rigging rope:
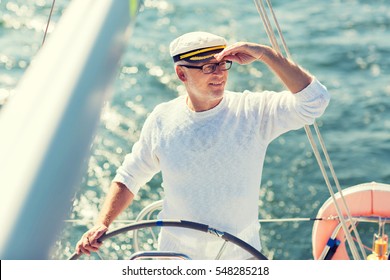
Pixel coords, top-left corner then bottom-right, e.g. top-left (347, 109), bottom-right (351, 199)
top-left (253, 0), bottom-right (367, 260)
top-left (42, 0), bottom-right (56, 45)
top-left (64, 217), bottom-right (326, 224)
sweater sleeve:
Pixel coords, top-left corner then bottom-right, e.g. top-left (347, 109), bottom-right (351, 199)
top-left (259, 78), bottom-right (330, 142)
top-left (113, 111), bottom-right (160, 196)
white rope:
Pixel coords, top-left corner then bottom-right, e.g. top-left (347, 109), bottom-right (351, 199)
top-left (253, 0), bottom-right (366, 260)
top-left (253, 0), bottom-right (280, 53)
top-left (265, 0), bottom-right (291, 58)
top-left (313, 121), bottom-right (366, 258)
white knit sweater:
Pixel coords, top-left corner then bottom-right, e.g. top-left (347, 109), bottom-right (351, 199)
top-left (114, 78), bottom-right (330, 259)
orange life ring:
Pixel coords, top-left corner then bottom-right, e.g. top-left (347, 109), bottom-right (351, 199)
top-left (312, 182), bottom-right (390, 260)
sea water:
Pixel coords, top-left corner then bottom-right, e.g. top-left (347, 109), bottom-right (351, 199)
top-left (0, 0), bottom-right (389, 260)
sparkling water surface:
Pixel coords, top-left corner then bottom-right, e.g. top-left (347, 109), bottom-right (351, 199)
top-left (1, 0), bottom-right (389, 259)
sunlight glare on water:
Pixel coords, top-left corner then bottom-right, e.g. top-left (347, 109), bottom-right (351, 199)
top-left (0, 0), bottom-right (389, 260)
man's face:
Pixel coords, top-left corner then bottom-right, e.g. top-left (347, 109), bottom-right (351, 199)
top-left (178, 58), bottom-right (230, 103)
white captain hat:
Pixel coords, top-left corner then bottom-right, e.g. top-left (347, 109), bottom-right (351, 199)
top-left (169, 31), bottom-right (227, 63)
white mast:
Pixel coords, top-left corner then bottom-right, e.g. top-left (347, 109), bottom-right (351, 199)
top-left (0, 0), bottom-right (141, 259)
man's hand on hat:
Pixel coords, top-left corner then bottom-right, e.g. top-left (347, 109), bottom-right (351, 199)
top-left (215, 42), bottom-right (267, 65)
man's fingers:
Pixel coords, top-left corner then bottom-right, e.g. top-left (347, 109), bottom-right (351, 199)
top-left (89, 239), bottom-right (103, 249)
top-left (79, 246), bottom-right (91, 256)
top-left (76, 240), bottom-right (91, 256)
top-left (89, 226), bottom-right (108, 245)
top-left (74, 225), bottom-right (108, 256)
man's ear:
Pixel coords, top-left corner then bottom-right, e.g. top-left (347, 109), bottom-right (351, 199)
top-left (175, 65), bottom-right (187, 82)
